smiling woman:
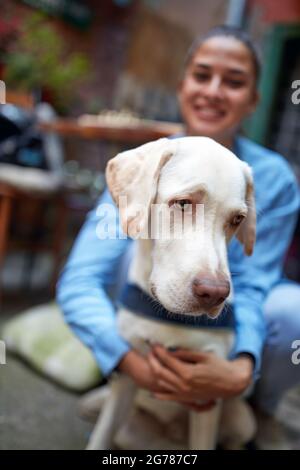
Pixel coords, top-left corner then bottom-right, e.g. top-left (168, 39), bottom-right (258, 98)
top-left (178, 25), bottom-right (260, 148)
top-left (57, 25), bottom-right (300, 450)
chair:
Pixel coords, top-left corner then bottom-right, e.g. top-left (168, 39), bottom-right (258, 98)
top-left (0, 182), bottom-right (67, 302)
top-left (0, 95), bottom-right (67, 301)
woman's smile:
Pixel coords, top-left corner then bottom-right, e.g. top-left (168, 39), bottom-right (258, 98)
top-left (192, 103), bottom-right (227, 122)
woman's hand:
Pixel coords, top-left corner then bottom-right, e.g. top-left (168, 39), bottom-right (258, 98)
top-left (117, 349), bottom-right (175, 394)
top-left (147, 345), bottom-right (253, 410)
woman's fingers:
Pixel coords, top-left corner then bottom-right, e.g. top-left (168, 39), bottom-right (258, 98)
top-left (180, 400), bottom-right (216, 413)
top-left (147, 352), bottom-right (186, 391)
top-left (153, 344), bottom-right (211, 366)
top-left (153, 392), bottom-right (177, 401)
top-left (168, 348), bottom-right (211, 364)
top-left (151, 345), bottom-right (193, 376)
top-left (157, 379), bottom-right (177, 393)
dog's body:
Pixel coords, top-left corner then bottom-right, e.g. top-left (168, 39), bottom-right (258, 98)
top-left (87, 137), bottom-right (257, 450)
top-left (117, 237), bottom-right (234, 361)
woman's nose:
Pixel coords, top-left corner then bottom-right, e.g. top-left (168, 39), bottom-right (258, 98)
top-left (203, 76), bottom-right (223, 99)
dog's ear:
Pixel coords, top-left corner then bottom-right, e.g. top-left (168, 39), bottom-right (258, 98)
top-left (236, 163), bottom-right (256, 256)
top-left (106, 138), bottom-right (174, 238)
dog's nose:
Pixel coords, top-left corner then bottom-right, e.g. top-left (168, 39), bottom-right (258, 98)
top-left (192, 275), bottom-right (230, 309)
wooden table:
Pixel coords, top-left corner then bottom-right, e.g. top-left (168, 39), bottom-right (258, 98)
top-left (39, 118), bottom-right (184, 144)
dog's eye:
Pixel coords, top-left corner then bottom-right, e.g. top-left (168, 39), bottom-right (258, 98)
top-left (172, 199), bottom-right (192, 211)
top-left (230, 214), bottom-right (245, 227)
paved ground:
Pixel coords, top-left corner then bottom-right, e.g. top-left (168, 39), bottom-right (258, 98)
top-left (0, 293), bottom-right (93, 450)
top-left (277, 388), bottom-right (300, 449)
top-left (1, 293), bottom-right (300, 450)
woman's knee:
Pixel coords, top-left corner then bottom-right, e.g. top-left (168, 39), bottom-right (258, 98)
top-left (264, 282), bottom-right (300, 342)
top-left (265, 283), bottom-right (300, 317)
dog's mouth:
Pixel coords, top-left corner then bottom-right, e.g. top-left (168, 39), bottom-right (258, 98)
top-left (149, 283), bottom-right (224, 318)
top-left (165, 304), bottom-right (224, 319)
top-left (180, 303), bottom-right (224, 318)
top-left (149, 282), bottom-right (158, 300)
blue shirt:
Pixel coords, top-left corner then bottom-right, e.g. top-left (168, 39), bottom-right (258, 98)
top-left (57, 137), bottom-right (300, 378)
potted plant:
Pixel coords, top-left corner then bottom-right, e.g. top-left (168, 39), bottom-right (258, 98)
top-left (3, 13), bottom-right (91, 114)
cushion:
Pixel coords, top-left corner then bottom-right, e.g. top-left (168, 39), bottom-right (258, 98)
top-left (1, 302), bottom-right (102, 392)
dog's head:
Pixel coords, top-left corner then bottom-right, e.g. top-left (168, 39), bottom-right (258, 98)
top-left (106, 136), bottom-right (256, 317)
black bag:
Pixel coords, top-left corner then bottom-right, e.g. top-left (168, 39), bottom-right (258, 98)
top-left (0, 104), bottom-right (49, 170)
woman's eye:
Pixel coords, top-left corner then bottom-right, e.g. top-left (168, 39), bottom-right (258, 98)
top-left (172, 199), bottom-right (192, 211)
top-left (226, 79), bottom-right (246, 89)
top-left (230, 214), bottom-right (245, 227)
top-left (194, 72), bottom-right (210, 82)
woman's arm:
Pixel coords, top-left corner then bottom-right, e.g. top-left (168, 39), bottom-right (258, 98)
top-left (57, 189), bottom-right (133, 377)
top-left (230, 168), bottom-right (300, 379)
top-left (57, 189), bottom-right (174, 392)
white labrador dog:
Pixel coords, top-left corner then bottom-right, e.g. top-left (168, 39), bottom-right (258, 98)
top-left (86, 137), bottom-right (256, 450)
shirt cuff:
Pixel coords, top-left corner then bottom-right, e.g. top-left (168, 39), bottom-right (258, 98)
top-left (91, 329), bottom-right (131, 377)
top-left (229, 328), bottom-right (263, 381)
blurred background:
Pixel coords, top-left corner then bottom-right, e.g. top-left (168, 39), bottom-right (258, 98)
top-left (0, 0), bottom-right (299, 450)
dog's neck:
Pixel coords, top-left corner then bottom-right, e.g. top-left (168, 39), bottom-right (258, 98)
top-left (128, 239), bottom-right (153, 294)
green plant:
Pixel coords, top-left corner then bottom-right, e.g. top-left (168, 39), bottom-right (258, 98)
top-left (4, 13), bottom-right (91, 112)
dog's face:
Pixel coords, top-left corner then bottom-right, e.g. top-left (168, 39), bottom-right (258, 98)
top-left (106, 137), bottom-right (256, 318)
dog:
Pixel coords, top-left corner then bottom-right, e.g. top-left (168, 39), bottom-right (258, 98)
top-left (86, 137), bottom-right (257, 450)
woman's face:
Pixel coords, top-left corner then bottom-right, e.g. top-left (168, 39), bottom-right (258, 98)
top-left (178, 36), bottom-right (259, 146)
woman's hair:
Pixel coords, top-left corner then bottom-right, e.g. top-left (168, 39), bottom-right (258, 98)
top-left (184, 25), bottom-right (261, 85)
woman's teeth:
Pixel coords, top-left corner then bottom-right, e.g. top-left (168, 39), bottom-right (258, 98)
top-left (194, 107), bottom-right (224, 119)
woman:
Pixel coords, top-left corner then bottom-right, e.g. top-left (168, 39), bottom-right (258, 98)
top-left (57, 25), bottom-right (300, 449)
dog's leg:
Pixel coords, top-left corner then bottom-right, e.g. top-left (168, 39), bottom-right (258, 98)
top-left (86, 375), bottom-right (137, 450)
top-left (78, 385), bottom-right (111, 422)
top-left (188, 401), bottom-right (222, 450)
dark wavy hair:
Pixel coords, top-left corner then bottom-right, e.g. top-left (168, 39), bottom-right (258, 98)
top-left (183, 25), bottom-right (261, 86)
